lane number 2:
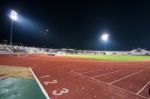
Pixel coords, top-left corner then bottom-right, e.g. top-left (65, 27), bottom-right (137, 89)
top-left (44, 80), bottom-right (58, 85)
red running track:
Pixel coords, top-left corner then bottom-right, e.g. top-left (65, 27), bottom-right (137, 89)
top-left (0, 55), bottom-right (150, 99)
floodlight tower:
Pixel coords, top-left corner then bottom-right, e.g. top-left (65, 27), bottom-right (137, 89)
top-left (101, 33), bottom-right (109, 51)
top-left (9, 10), bottom-right (18, 45)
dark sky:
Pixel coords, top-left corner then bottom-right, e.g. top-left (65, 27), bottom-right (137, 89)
top-left (0, 0), bottom-right (150, 50)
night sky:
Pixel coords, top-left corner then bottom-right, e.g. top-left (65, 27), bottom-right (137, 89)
top-left (0, 0), bottom-right (150, 50)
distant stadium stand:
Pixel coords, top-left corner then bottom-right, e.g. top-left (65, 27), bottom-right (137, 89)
top-left (0, 44), bottom-right (149, 56)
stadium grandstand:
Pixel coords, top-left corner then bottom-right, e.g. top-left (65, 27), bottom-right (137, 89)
top-left (0, 44), bottom-right (150, 56)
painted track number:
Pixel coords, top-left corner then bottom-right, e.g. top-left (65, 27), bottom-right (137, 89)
top-left (44, 80), bottom-right (58, 85)
top-left (52, 88), bottom-right (69, 96)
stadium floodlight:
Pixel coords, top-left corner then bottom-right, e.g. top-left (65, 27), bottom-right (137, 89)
top-left (101, 33), bottom-right (109, 51)
top-left (10, 10), bottom-right (18, 21)
top-left (101, 33), bottom-right (109, 42)
top-left (9, 10), bottom-right (18, 45)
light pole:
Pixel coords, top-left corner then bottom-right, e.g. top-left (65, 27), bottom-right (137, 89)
top-left (9, 10), bottom-right (18, 45)
top-left (101, 33), bottom-right (109, 51)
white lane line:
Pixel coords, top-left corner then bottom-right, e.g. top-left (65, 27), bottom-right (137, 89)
top-left (29, 67), bottom-right (51, 99)
top-left (111, 84), bottom-right (149, 99)
top-left (26, 58), bottom-right (40, 60)
top-left (82, 69), bottom-right (103, 74)
top-left (25, 58), bottom-right (50, 61)
top-left (136, 81), bottom-right (150, 95)
top-left (70, 70), bottom-right (108, 85)
top-left (70, 70), bottom-right (149, 99)
top-left (109, 70), bottom-right (144, 85)
top-left (40, 75), bottom-right (50, 78)
top-left (92, 70), bottom-right (122, 78)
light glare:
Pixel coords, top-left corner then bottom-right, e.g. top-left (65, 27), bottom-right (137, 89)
top-left (101, 33), bottom-right (109, 41)
top-left (10, 10), bottom-right (18, 21)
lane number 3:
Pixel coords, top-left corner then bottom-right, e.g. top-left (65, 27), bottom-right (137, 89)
top-left (52, 88), bottom-right (69, 96)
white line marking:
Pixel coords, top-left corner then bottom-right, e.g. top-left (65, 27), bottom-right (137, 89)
top-left (70, 70), bottom-right (149, 99)
top-left (92, 70), bottom-right (122, 78)
top-left (136, 81), bottom-right (150, 95)
top-left (109, 70), bottom-right (144, 85)
top-left (29, 67), bottom-right (51, 99)
top-left (26, 58), bottom-right (51, 61)
top-left (111, 84), bottom-right (149, 99)
top-left (26, 58), bottom-right (40, 60)
top-left (82, 69), bottom-right (103, 74)
top-left (70, 70), bottom-right (108, 85)
top-left (40, 75), bottom-right (50, 78)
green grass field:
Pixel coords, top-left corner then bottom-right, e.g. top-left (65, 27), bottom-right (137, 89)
top-left (66, 54), bottom-right (150, 61)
